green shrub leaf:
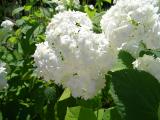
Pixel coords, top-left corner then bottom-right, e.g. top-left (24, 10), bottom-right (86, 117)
top-left (65, 106), bottom-right (97, 120)
top-left (12, 7), bottom-right (24, 16)
top-left (110, 69), bottom-right (160, 120)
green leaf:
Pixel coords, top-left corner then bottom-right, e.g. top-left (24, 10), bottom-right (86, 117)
top-left (103, 107), bottom-right (122, 120)
top-left (56, 97), bottom-right (76, 120)
top-left (111, 51), bottom-right (135, 72)
top-left (44, 87), bottom-right (56, 101)
top-left (24, 5), bottom-right (32, 11)
top-left (0, 112), bottom-right (3, 120)
top-left (16, 19), bottom-right (25, 26)
top-left (103, 0), bottom-right (112, 3)
top-left (95, 109), bottom-right (104, 120)
top-left (34, 10), bottom-right (43, 18)
top-left (110, 69), bottom-right (160, 120)
top-left (59, 88), bottom-right (71, 101)
top-left (94, 108), bottom-right (122, 120)
top-left (33, 25), bottom-right (44, 37)
top-left (21, 25), bottom-right (32, 34)
top-left (0, 28), bottom-right (11, 42)
top-left (84, 5), bottom-right (96, 18)
top-left (65, 106), bottom-right (97, 120)
top-left (76, 95), bottom-right (102, 109)
top-left (91, 12), bottom-right (105, 33)
top-left (158, 103), bottom-right (160, 120)
top-left (140, 49), bottom-right (160, 58)
top-left (8, 37), bottom-right (17, 43)
top-left (12, 7), bottom-right (24, 16)
top-left (40, 8), bottom-right (51, 18)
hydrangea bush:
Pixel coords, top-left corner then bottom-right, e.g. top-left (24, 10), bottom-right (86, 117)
top-left (0, 0), bottom-right (160, 119)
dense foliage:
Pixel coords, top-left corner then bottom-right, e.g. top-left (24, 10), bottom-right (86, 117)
top-left (0, 0), bottom-right (160, 120)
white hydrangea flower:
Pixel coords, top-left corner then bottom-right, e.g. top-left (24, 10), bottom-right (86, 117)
top-left (89, 5), bottom-right (94, 10)
top-left (46, 11), bottom-right (92, 46)
top-left (101, 0), bottom-right (160, 57)
top-left (0, 62), bottom-right (7, 90)
top-left (133, 55), bottom-right (160, 81)
top-left (113, 0), bottom-right (159, 7)
top-left (1, 20), bottom-right (14, 30)
top-left (33, 42), bottom-right (64, 84)
top-left (55, 0), bottom-right (66, 12)
top-left (34, 11), bottom-right (117, 99)
top-left (113, 0), bottom-right (118, 4)
top-left (55, 0), bottom-right (80, 12)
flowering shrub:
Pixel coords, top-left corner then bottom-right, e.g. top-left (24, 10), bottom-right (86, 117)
top-left (0, 0), bottom-right (160, 120)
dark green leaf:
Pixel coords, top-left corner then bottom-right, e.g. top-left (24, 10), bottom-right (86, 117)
top-left (110, 69), bottom-right (160, 120)
top-left (139, 49), bottom-right (160, 58)
top-left (103, 107), bottom-right (122, 120)
top-left (65, 106), bottom-right (97, 120)
top-left (0, 112), bottom-right (3, 120)
top-left (111, 51), bottom-right (135, 72)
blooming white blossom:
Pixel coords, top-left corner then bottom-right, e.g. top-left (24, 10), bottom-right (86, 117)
top-left (54, 0), bottom-right (80, 12)
top-left (46, 11), bottom-right (92, 46)
top-left (33, 11), bottom-right (117, 99)
top-left (34, 32), bottom-right (117, 99)
top-left (55, 0), bottom-right (66, 12)
top-left (133, 55), bottom-right (160, 81)
top-left (113, 0), bottom-right (118, 4)
top-left (100, 0), bottom-right (160, 57)
top-left (1, 20), bottom-right (14, 30)
top-left (89, 5), bottom-right (94, 10)
top-left (0, 62), bottom-right (7, 90)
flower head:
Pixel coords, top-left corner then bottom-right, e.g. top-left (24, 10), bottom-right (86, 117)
top-left (101, 0), bottom-right (160, 57)
top-left (34, 11), bottom-right (117, 99)
top-left (133, 55), bottom-right (160, 81)
top-left (1, 20), bottom-right (14, 30)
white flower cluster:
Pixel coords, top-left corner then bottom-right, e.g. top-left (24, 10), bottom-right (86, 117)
top-left (45, 10), bottom-right (92, 45)
top-left (101, 0), bottom-right (160, 57)
top-left (33, 11), bottom-right (117, 99)
top-left (55, 1), bottom-right (66, 12)
top-left (113, 0), bottom-right (158, 5)
top-left (54, 0), bottom-right (80, 12)
top-left (0, 62), bottom-right (7, 90)
top-left (133, 55), bottom-right (160, 82)
top-left (1, 20), bottom-right (14, 30)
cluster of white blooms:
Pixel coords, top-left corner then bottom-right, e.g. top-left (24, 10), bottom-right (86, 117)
top-left (54, 0), bottom-right (66, 12)
top-left (1, 20), bottom-right (14, 30)
top-left (45, 10), bottom-right (92, 45)
top-left (0, 62), bottom-right (7, 90)
top-left (114, 0), bottom-right (159, 5)
top-left (88, 5), bottom-right (94, 10)
top-left (34, 11), bottom-right (117, 99)
top-left (101, 0), bottom-right (160, 57)
top-left (133, 55), bottom-right (160, 81)
top-left (54, 0), bottom-right (80, 12)
top-left (113, 0), bottom-right (118, 4)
